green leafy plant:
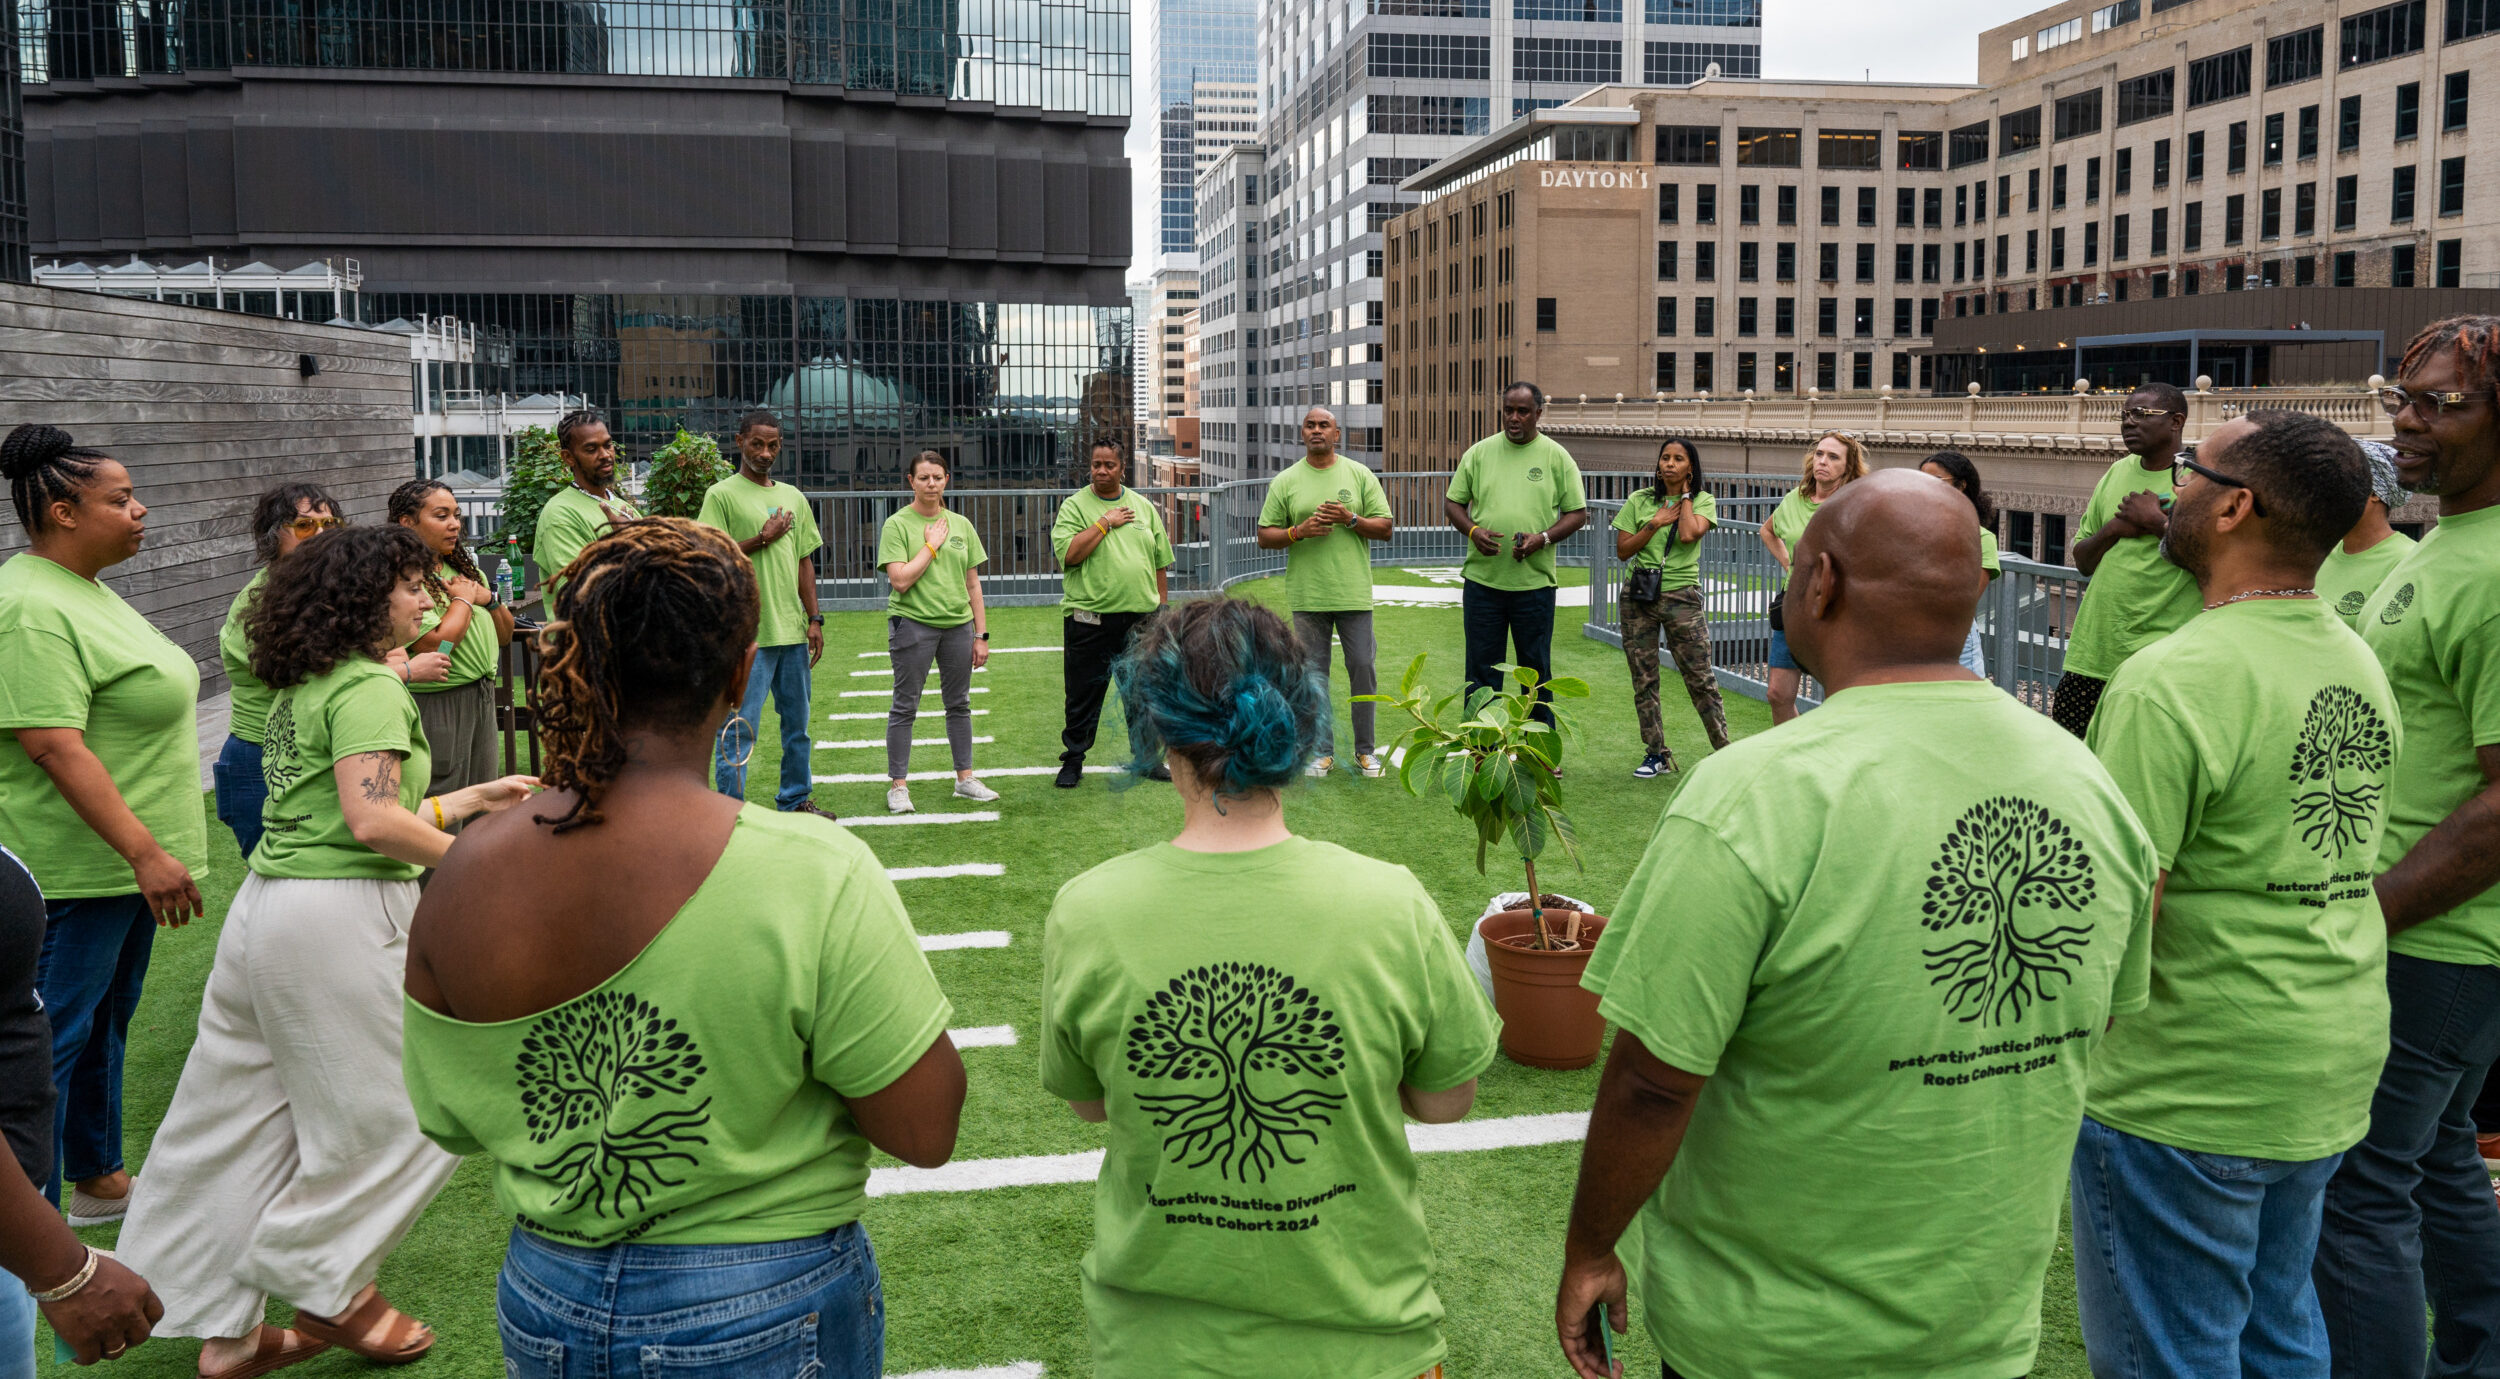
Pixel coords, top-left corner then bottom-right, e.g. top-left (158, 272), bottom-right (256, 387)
top-left (498, 424), bottom-right (569, 554)
top-left (1360, 655), bottom-right (1590, 950)
top-left (644, 428), bottom-right (731, 520)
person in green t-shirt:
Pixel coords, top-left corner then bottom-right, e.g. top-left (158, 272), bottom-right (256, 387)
top-left (1042, 596), bottom-right (1498, 1379)
top-left (393, 478), bottom-right (517, 810)
top-left (1256, 407), bottom-right (1393, 777)
top-left (2056, 383), bottom-right (2199, 739)
top-left (1557, 471), bottom-right (2157, 1379)
top-left (116, 525), bottom-right (536, 1373)
top-left (876, 451), bottom-right (996, 814)
top-left (2317, 316), bottom-right (2500, 1373)
top-left (694, 411), bottom-right (828, 815)
top-left (2319, 438), bottom-right (2419, 631)
top-left (1442, 382), bottom-right (1588, 728)
top-left (1611, 436), bottom-right (1728, 777)
top-left (533, 408), bottom-right (643, 609)
top-left (1754, 431), bottom-right (1865, 723)
top-left (1052, 440), bottom-right (1176, 788)
top-left (2077, 411), bottom-right (2397, 1376)
top-left (215, 482), bottom-right (344, 858)
top-left (402, 517), bottom-right (964, 1379)
top-left (1920, 451), bottom-right (2003, 682)
top-left (0, 422), bottom-right (208, 1226)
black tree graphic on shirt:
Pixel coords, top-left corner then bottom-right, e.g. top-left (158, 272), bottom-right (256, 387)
top-left (259, 697), bottom-right (302, 794)
top-left (2336, 589), bottom-right (2371, 618)
top-left (2289, 685), bottom-right (2393, 860)
top-left (1920, 797), bottom-right (2099, 1026)
top-left (516, 991), bottom-right (712, 1219)
top-left (1124, 963), bottom-right (1348, 1184)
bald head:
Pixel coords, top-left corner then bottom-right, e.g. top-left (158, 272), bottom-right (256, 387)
top-left (1786, 469), bottom-right (1989, 686)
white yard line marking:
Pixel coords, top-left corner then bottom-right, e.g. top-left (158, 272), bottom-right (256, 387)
top-left (866, 1112), bottom-right (1588, 1198)
top-left (817, 735), bottom-right (997, 750)
top-left (888, 1362), bottom-right (1045, 1379)
top-left (851, 666), bottom-right (991, 677)
top-left (817, 766), bottom-right (1113, 783)
top-left (828, 709), bottom-right (990, 720)
top-left (949, 1024), bottom-right (1018, 1048)
top-left (861, 647), bottom-right (1059, 658)
top-left (886, 863), bottom-right (1006, 881)
top-left (837, 812), bottom-right (1000, 828)
top-left (919, 930), bottom-right (1012, 951)
top-left (839, 687), bottom-right (990, 698)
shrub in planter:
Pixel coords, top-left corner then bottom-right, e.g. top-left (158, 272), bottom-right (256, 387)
top-left (644, 428), bottom-right (731, 520)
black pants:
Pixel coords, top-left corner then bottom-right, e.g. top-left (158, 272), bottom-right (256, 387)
top-left (1061, 610), bottom-right (1150, 764)
top-left (2050, 670), bottom-right (2109, 741)
top-left (1463, 580), bottom-right (1557, 726)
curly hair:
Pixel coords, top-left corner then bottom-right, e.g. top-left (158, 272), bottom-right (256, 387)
top-left (246, 525), bottom-right (435, 689)
top-left (532, 518), bottom-right (759, 833)
top-left (2, 424), bottom-right (114, 534)
top-left (1111, 597), bottom-right (1328, 799)
top-left (2397, 314), bottom-right (2500, 392)
top-left (387, 478), bottom-right (487, 593)
top-left (248, 482), bottom-right (343, 563)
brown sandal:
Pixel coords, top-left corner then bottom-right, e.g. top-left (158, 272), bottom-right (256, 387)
top-left (294, 1287), bottom-right (434, 1365)
top-left (199, 1326), bottom-right (329, 1379)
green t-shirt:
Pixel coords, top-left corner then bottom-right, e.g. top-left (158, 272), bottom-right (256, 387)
top-left (2085, 600), bottom-right (2397, 1159)
top-left (252, 656), bottom-right (432, 882)
top-left (2364, 505), bottom-right (2500, 965)
top-left (1611, 489), bottom-right (1719, 590)
top-left (696, 476), bottom-right (824, 647)
top-left (0, 554), bottom-right (207, 899)
top-left (410, 562), bottom-right (499, 694)
top-left (221, 569), bottom-right (272, 743)
top-left (1257, 456), bottom-right (1392, 612)
top-left (1765, 486), bottom-right (1821, 555)
top-left (2065, 456), bottom-right (2200, 680)
top-left (2320, 531), bottom-right (2418, 631)
top-left (876, 506), bottom-right (988, 629)
top-left (403, 806), bottom-right (954, 1248)
top-left (1982, 527), bottom-right (2002, 579)
top-left (535, 486), bottom-right (641, 609)
top-left (1446, 433), bottom-right (1587, 591)
top-left (1053, 487), bottom-right (1175, 615)
top-left (1040, 836), bottom-right (1500, 1379)
top-left (1583, 680), bottom-right (2157, 1379)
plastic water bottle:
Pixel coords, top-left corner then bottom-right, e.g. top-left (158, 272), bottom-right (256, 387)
top-left (501, 531), bottom-right (522, 602)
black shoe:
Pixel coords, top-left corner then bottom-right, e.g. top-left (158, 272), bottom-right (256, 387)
top-left (1054, 760), bottom-right (1084, 788)
top-left (1146, 764), bottom-right (1173, 782)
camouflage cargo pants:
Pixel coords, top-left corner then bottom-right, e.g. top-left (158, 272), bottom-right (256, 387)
top-left (1623, 584), bottom-right (1730, 753)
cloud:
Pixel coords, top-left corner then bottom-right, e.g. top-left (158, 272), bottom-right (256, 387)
top-left (1766, 0), bottom-right (2055, 85)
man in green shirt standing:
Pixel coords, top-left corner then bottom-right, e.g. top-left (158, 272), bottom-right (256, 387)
top-left (2318, 439), bottom-right (2417, 631)
top-left (1556, 471), bottom-right (2156, 1379)
top-left (1257, 407), bottom-right (1393, 777)
top-left (694, 411), bottom-right (826, 814)
top-left (1052, 440), bottom-right (1174, 788)
top-left (1442, 383), bottom-right (1587, 726)
top-left (2077, 411), bottom-right (2395, 1377)
top-left (2056, 382), bottom-right (2200, 739)
top-left (532, 409), bottom-right (642, 607)
top-left (2318, 315), bottom-right (2500, 1378)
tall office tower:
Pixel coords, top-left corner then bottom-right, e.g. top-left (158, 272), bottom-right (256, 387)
top-left (1151, 0), bottom-right (1259, 259)
top-left (1242, 0), bottom-right (1762, 473)
top-left (1140, 266), bottom-right (1204, 451)
top-left (1196, 143), bottom-right (1265, 481)
top-left (18, 0), bottom-right (1136, 487)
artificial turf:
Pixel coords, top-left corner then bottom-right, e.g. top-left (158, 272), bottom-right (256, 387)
top-left (39, 572), bottom-right (2095, 1378)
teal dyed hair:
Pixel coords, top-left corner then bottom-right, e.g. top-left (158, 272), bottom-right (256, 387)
top-left (1110, 597), bottom-right (1328, 797)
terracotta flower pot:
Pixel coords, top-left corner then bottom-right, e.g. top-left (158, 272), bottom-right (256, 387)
top-left (1479, 906), bottom-right (1610, 1070)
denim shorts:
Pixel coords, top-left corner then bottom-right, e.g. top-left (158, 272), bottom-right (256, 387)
top-left (497, 1221), bottom-right (882, 1379)
top-left (1766, 627), bottom-right (1801, 672)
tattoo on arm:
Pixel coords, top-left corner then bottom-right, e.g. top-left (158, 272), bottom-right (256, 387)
top-left (355, 752), bottom-right (401, 806)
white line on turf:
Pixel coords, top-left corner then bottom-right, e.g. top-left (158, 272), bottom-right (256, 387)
top-left (887, 1364), bottom-right (1045, 1379)
top-left (828, 709), bottom-right (989, 720)
top-left (817, 735), bottom-right (997, 750)
top-left (886, 863), bottom-right (1006, 881)
top-left (817, 766), bottom-right (1113, 783)
top-left (837, 812), bottom-right (1000, 828)
top-left (919, 930), bottom-right (1011, 951)
top-left (851, 666), bottom-right (990, 677)
top-left (949, 1024), bottom-right (1018, 1048)
top-left (865, 1112), bottom-right (1588, 1197)
top-left (840, 687), bottom-right (990, 698)
top-left (860, 647), bottom-right (1059, 658)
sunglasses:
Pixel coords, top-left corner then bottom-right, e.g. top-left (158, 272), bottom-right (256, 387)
top-left (2121, 406), bottom-right (2181, 421)
top-left (2174, 456), bottom-right (2267, 517)
top-left (2377, 385), bottom-right (2499, 419)
top-left (286, 515), bottom-right (345, 538)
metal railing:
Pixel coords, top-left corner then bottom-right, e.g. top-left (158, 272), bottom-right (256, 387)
top-left (1540, 382), bottom-right (2396, 447)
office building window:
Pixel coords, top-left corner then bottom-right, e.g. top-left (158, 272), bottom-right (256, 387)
top-left (1950, 120), bottom-right (1991, 167)
top-left (2051, 226), bottom-right (2067, 269)
top-left (2438, 238), bottom-right (2463, 286)
top-left (1739, 242), bottom-right (1760, 281)
top-left (1856, 244), bottom-right (1876, 282)
top-left (2114, 212), bottom-right (2130, 259)
top-left (2026, 229), bottom-right (2040, 271)
top-left (1738, 297), bottom-right (1759, 336)
top-left (1924, 243), bottom-right (1942, 281)
top-left (2342, 0), bottom-right (2429, 68)
top-left (2394, 164), bottom-right (2418, 219)
top-left (1778, 242), bottom-right (1798, 281)
top-left (1536, 297), bottom-right (1557, 330)
top-left (2265, 112), bottom-right (2286, 164)
top-left (1897, 187), bottom-right (1917, 226)
top-left (1696, 185), bottom-right (1718, 223)
top-left (2188, 130), bottom-right (2207, 179)
top-left (2056, 89), bottom-right (2105, 141)
top-left (2455, 0), bottom-right (2500, 40)
top-left (1859, 186), bottom-right (1878, 227)
top-left (2261, 187), bottom-right (2281, 237)
top-left (2001, 106), bottom-right (2043, 153)
top-left (1779, 185), bottom-right (1799, 226)
top-left (1512, 37), bottom-right (1620, 84)
top-left (1659, 184), bottom-right (1680, 222)
top-left (2442, 156), bottom-right (2467, 213)
top-left (2119, 69), bottom-right (2176, 125)
top-left (1738, 353), bottom-right (1758, 390)
top-left (2335, 174), bottom-right (2359, 228)
top-left (1894, 244), bottom-right (1914, 282)
top-left (1368, 33), bottom-right (1493, 79)
top-left (1817, 297), bottom-right (1838, 335)
top-left (2295, 255), bottom-right (2317, 285)
top-left (1655, 351), bottom-right (1677, 391)
top-left (2085, 221), bottom-right (2100, 265)
top-left (1694, 297), bottom-right (1716, 335)
top-left (1819, 129), bottom-right (1882, 168)
top-left (2340, 94), bottom-right (2364, 150)
top-left (2398, 81), bottom-right (2422, 138)
top-left (1776, 297), bottom-right (1796, 336)
top-left (1644, 41), bottom-right (1762, 84)
top-left (2226, 192), bottom-right (2246, 243)
top-left (2188, 46), bottom-right (2253, 106)
top-left (2155, 137), bottom-right (2172, 185)
top-left (1735, 127), bottom-right (1803, 166)
top-left (2087, 157), bottom-right (2102, 202)
top-left (2152, 205), bottom-right (2169, 252)
top-left (2185, 201), bottom-right (2204, 249)
top-left (1741, 185), bottom-right (1761, 225)
top-left (2229, 121), bottom-right (2250, 173)
top-left (2300, 104), bottom-right (2321, 158)
top-left (2393, 241), bottom-right (2418, 285)
top-left (2296, 181), bottom-right (2317, 233)
top-left (1820, 243), bottom-right (1840, 282)
top-left (2054, 164), bottom-right (2070, 208)
top-left (1656, 296), bottom-right (1678, 335)
top-left (1893, 297), bottom-right (1913, 334)
top-left (2116, 146), bottom-right (2133, 195)
top-left (1658, 241), bottom-right (1678, 280)
top-left (1656, 126), bottom-right (1722, 165)
top-left (1853, 352), bottom-right (1873, 389)
top-left (2333, 249), bottom-right (2357, 285)
top-left (1927, 187), bottom-right (1944, 226)
top-left (2268, 25), bottom-right (2326, 84)
top-left (1899, 131), bottom-right (1943, 169)
top-left (1821, 186), bottom-right (1842, 226)
top-left (2448, 71), bottom-right (2472, 130)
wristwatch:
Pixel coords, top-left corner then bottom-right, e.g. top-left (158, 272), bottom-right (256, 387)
top-left (808, 613), bottom-right (826, 625)
top-left (976, 631), bottom-right (990, 641)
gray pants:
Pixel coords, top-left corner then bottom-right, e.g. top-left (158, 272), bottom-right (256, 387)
top-left (888, 616), bottom-right (976, 780)
top-left (415, 676), bottom-right (497, 798)
top-left (1293, 609), bottom-right (1377, 757)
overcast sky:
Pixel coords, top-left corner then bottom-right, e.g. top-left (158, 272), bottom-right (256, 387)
top-left (1765, 0), bottom-right (2051, 84)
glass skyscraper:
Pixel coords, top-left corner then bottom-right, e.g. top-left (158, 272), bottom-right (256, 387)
top-left (1151, 0), bottom-right (1257, 257)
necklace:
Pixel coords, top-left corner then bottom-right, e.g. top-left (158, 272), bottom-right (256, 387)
top-left (2204, 587), bottom-right (2315, 610)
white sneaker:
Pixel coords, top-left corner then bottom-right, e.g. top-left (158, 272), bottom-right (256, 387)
top-left (1354, 753), bottom-right (1385, 778)
top-left (1305, 755), bottom-right (1335, 777)
top-left (886, 784), bottom-right (914, 814)
top-left (952, 777), bottom-right (1000, 803)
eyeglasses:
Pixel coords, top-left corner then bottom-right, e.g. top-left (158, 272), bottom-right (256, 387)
top-left (2121, 406), bottom-right (2181, 421)
top-left (2174, 456), bottom-right (2266, 517)
top-left (286, 516), bottom-right (345, 538)
top-left (2378, 385), bottom-right (2499, 418)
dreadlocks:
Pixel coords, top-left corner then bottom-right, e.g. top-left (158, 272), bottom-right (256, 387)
top-left (2397, 314), bottom-right (2500, 391)
top-left (531, 517), bottom-right (759, 834)
top-left (557, 408), bottom-right (608, 453)
top-left (2, 423), bottom-right (113, 533)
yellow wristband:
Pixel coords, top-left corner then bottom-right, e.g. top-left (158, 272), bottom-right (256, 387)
top-left (925, 541), bottom-right (940, 557)
top-left (429, 796), bottom-right (446, 830)
top-left (1095, 518), bottom-right (1110, 534)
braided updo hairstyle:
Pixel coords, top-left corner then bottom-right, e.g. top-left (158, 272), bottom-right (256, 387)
top-left (387, 478), bottom-right (488, 592)
top-left (1111, 597), bottom-right (1328, 799)
top-left (532, 518), bottom-right (759, 833)
top-left (2, 424), bottom-right (114, 533)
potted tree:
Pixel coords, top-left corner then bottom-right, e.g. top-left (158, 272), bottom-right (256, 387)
top-left (1362, 656), bottom-right (1609, 1069)
top-left (644, 427), bottom-right (732, 519)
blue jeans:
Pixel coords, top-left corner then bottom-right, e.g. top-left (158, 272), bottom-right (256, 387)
top-left (716, 642), bottom-right (815, 811)
top-left (2071, 1116), bottom-right (2342, 1379)
top-left (211, 733), bottom-right (267, 859)
top-left (1461, 581), bottom-right (1556, 727)
top-left (35, 894), bottom-right (152, 1204)
top-left (1766, 626), bottom-right (1801, 671)
top-left (1959, 622), bottom-right (1988, 679)
top-left (497, 1222), bottom-right (883, 1379)
top-left (0, 1284), bottom-right (33, 1379)
top-left (2316, 952), bottom-right (2500, 1378)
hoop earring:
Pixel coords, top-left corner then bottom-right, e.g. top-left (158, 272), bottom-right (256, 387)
top-left (716, 715), bottom-right (756, 769)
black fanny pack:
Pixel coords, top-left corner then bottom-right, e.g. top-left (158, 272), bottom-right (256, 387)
top-left (1625, 566), bottom-right (1663, 605)
top-left (1767, 587), bottom-right (1785, 632)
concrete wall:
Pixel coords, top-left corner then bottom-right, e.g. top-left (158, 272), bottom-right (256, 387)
top-left (0, 282), bottom-right (412, 691)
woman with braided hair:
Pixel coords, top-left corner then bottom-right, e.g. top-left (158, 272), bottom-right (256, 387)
top-left (392, 478), bottom-right (515, 806)
top-left (0, 423), bottom-right (206, 1228)
top-left (401, 517), bottom-right (963, 1379)
top-left (1038, 596), bottom-right (1499, 1379)
top-left (117, 523), bottom-right (537, 1379)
